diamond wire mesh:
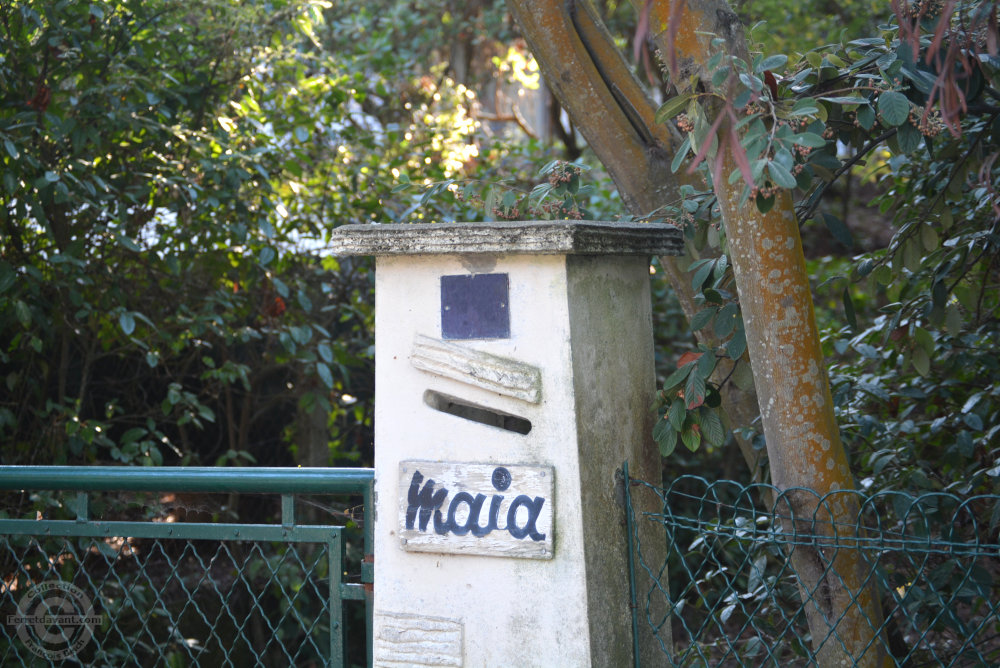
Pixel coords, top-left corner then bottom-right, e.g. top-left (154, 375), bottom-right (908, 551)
top-left (0, 486), bottom-right (369, 668)
top-left (625, 473), bottom-right (1000, 667)
top-left (1, 534), bottom-right (340, 667)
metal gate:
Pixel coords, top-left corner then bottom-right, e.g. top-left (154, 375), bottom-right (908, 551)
top-left (0, 466), bottom-right (373, 667)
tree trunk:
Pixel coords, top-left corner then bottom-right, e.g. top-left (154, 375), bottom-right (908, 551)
top-left (508, 0), bottom-right (888, 664)
top-left (506, 0), bottom-right (764, 478)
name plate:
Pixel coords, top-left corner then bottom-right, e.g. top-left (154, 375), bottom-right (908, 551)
top-left (398, 461), bottom-right (554, 559)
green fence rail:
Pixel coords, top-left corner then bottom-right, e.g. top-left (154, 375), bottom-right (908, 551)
top-left (0, 466), bottom-right (374, 667)
top-left (624, 465), bottom-right (1000, 667)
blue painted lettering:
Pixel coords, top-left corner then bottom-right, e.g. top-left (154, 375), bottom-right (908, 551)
top-left (404, 468), bottom-right (546, 541)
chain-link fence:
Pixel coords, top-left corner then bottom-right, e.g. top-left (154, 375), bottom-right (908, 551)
top-left (624, 469), bottom-right (1000, 666)
top-left (0, 467), bottom-right (373, 667)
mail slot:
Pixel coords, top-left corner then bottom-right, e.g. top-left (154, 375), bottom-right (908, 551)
top-left (330, 220), bottom-right (682, 667)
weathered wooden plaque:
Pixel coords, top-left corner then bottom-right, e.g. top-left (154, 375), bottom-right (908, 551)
top-left (398, 461), bottom-right (554, 559)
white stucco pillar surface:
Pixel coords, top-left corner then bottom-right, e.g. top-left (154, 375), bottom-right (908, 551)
top-left (330, 221), bottom-right (682, 667)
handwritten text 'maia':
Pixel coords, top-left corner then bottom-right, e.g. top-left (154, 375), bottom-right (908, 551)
top-left (404, 467), bottom-right (546, 541)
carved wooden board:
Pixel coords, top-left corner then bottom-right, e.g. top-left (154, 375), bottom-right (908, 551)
top-left (398, 461), bottom-right (554, 559)
top-left (375, 611), bottom-right (463, 667)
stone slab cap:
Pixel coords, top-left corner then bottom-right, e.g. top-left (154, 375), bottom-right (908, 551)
top-left (328, 220), bottom-right (683, 257)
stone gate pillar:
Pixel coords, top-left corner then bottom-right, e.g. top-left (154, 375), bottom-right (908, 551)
top-left (331, 220), bottom-right (681, 667)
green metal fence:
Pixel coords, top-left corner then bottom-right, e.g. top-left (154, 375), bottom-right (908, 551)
top-left (624, 465), bottom-right (1000, 666)
top-left (0, 466), bottom-right (374, 667)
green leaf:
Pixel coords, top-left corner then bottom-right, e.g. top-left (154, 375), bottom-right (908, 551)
top-left (856, 104), bottom-right (876, 130)
top-left (700, 409), bottom-right (726, 447)
top-left (911, 346), bottom-right (930, 376)
top-left (919, 224), bottom-right (939, 252)
top-left (297, 289), bottom-right (313, 312)
top-left (690, 306), bottom-right (718, 331)
top-left (791, 133), bottom-right (827, 148)
top-left (271, 277), bottom-right (289, 298)
top-left (896, 121), bottom-right (923, 153)
top-left (655, 93), bottom-right (694, 124)
top-left (726, 330), bottom-right (747, 359)
top-left (671, 136), bottom-right (691, 173)
top-left (685, 370), bottom-right (707, 409)
top-left (711, 64), bottom-right (732, 89)
top-left (669, 398), bottom-right (686, 431)
top-left (702, 289), bottom-right (724, 305)
top-left (0, 261), bottom-right (14, 293)
top-left (962, 392), bottom-right (983, 414)
top-left (878, 91), bottom-right (910, 127)
top-left (120, 427), bottom-right (147, 444)
top-left (913, 326), bottom-right (934, 355)
top-left (294, 126), bottom-right (310, 142)
top-left (714, 303), bottom-right (739, 338)
top-left (291, 325), bottom-right (312, 345)
top-left (767, 161), bottom-right (797, 189)
top-left (818, 96), bottom-right (870, 105)
top-left (653, 418), bottom-right (677, 457)
top-left (662, 361), bottom-right (696, 390)
top-left (3, 139), bottom-right (18, 159)
top-left (318, 342), bottom-right (334, 363)
top-left (755, 192), bottom-right (775, 214)
top-left (119, 311), bottom-right (136, 336)
top-left (945, 303), bottom-right (963, 337)
top-left (756, 54), bottom-right (788, 73)
top-left (117, 234), bottom-right (141, 252)
top-left (822, 212), bottom-right (853, 247)
top-left (713, 254), bottom-right (728, 281)
top-left (681, 424), bottom-right (702, 452)
top-left (696, 349), bottom-right (717, 379)
top-left (259, 246), bottom-right (276, 266)
top-left (790, 97), bottom-right (820, 116)
top-left (843, 287), bottom-right (857, 330)
top-left (316, 362), bottom-right (334, 389)
top-left (691, 260), bottom-right (715, 291)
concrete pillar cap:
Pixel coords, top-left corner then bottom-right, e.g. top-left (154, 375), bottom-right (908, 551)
top-left (329, 220), bottom-right (683, 257)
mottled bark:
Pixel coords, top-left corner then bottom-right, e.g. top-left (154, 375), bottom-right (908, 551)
top-left (640, 1), bottom-right (888, 664)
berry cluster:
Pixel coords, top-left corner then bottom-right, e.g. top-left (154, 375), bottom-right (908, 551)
top-left (453, 190), bottom-right (484, 208)
top-left (749, 184), bottom-right (781, 200)
top-left (492, 204), bottom-right (521, 220)
top-left (911, 106), bottom-right (945, 137)
top-left (546, 162), bottom-right (581, 187)
top-left (533, 200), bottom-right (584, 219)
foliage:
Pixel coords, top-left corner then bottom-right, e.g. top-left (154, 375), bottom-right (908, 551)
top-left (650, 0), bottom-right (1000, 493)
top-left (628, 474), bottom-right (1000, 665)
top-left (0, 0), bottom-right (408, 467)
top-left (0, 0), bottom-right (599, 469)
